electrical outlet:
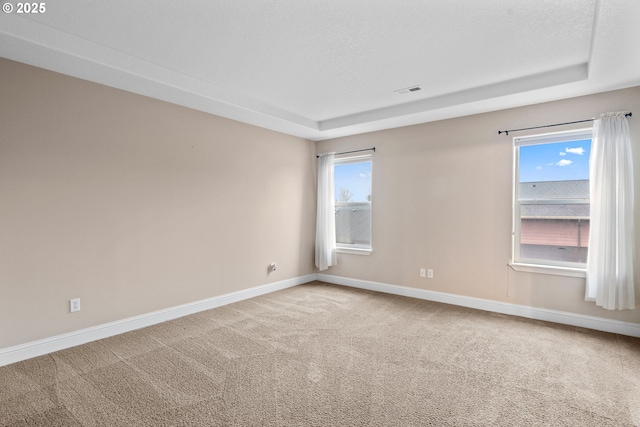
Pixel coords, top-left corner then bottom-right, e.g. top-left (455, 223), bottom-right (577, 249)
top-left (70, 298), bottom-right (80, 313)
top-left (420, 268), bottom-right (426, 278)
top-left (427, 269), bottom-right (434, 279)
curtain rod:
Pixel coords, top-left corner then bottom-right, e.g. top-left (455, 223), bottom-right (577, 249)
top-left (498, 112), bottom-right (632, 136)
top-left (316, 147), bottom-right (375, 158)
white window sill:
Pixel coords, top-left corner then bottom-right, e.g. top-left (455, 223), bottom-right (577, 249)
top-left (336, 247), bottom-right (372, 256)
top-left (509, 262), bottom-right (586, 278)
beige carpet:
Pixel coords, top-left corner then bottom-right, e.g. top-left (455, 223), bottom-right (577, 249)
top-left (1, 281), bottom-right (639, 426)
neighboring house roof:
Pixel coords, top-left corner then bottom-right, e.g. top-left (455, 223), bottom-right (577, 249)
top-left (519, 180), bottom-right (589, 218)
top-left (520, 179), bottom-right (589, 199)
top-left (521, 204), bottom-right (590, 218)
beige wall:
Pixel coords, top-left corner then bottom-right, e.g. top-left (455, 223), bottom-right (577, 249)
top-left (2, 56), bottom-right (639, 351)
top-left (0, 59), bottom-right (317, 348)
top-left (317, 86), bottom-right (640, 324)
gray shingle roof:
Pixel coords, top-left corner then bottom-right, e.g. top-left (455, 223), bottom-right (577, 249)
top-left (519, 179), bottom-right (589, 199)
top-left (521, 204), bottom-right (590, 218)
top-left (519, 180), bottom-right (589, 218)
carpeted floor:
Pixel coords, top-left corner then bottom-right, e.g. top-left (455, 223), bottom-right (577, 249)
top-left (1, 281), bottom-right (639, 426)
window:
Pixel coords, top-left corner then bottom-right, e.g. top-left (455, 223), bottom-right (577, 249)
top-left (513, 129), bottom-right (592, 271)
top-left (334, 154), bottom-right (372, 254)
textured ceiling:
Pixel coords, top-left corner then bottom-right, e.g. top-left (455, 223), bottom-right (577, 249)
top-left (1, 0), bottom-right (639, 140)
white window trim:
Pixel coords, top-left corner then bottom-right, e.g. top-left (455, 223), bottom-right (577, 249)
top-left (336, 247), bottom-right (373, 255)
top-left (334, 153), bottom-right (372, 164)
top-left (509, 262), bottom-right (586, 278)
top-left (334, 153), bottom-right (372, 254)
top-left (512, 128), bottom-right (592, 275)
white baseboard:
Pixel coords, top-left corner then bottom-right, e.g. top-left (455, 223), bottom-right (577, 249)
top-left (0, 274), bottom-right (317, 367)
top-left (4, 272), bottom-right (638, 367)
top-left (317, 274), bottom-right (640, 338)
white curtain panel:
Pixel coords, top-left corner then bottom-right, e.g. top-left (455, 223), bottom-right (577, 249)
top-left (315, 152), bottom-right (337, 271)
top-left (586, 112), bottom-right (636, 310)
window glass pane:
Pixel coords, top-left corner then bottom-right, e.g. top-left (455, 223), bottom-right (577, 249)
top-left (334, 159), bottom-right (371, 249)
top-left (519, 139), bottom-right (591, 191)
top-left (334, 160), bottom-right (372, 202)
top-left (335, 202), bottom-right (371, 247)
top-left (519, 204), bottom-right (589, 264)
top-left (516, 137), bottom-right (592, 267)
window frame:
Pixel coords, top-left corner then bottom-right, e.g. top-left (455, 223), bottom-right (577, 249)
top-left (511, 128), bottom-right (592, 276)
top-left (334, 153), bottom-right (372, 255)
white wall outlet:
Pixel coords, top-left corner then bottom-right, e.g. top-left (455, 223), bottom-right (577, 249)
top-left (427, 269), bottom-right (434, 279)
top-left (269, 262), bottom-right (277, 272)
top-left (419, 268), bottom-right (426, 278)
top-left (70, 298), bottom-right (81, 313)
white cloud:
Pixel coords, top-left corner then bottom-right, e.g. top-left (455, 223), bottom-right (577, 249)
top-left (565, 147), bottom-right (585, 155)
top-left (559, 152), bottom-right (566, 156)
top-left (358, 173), bottom-right (366, 178)
top-left (535, 166), bottom-right (542, 170)
top-left (556, 159), bottom-right (573, 166)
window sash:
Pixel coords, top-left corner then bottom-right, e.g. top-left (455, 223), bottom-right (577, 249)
top-left (334, 154), bottom-right (372, 165)
top-left (513, 200), bottom-right (590, 268)
top-left (512, 129), bottom-right (592, 270)
top-left (334, 154), bottom-right (372, 252)
top-left (514, 128), bottom-right (592, 147)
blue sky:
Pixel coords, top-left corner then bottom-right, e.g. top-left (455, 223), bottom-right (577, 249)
top-left (519, 139), bottom-right (591, 182)
top-left (334, 161), bottom-right (372, 202)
